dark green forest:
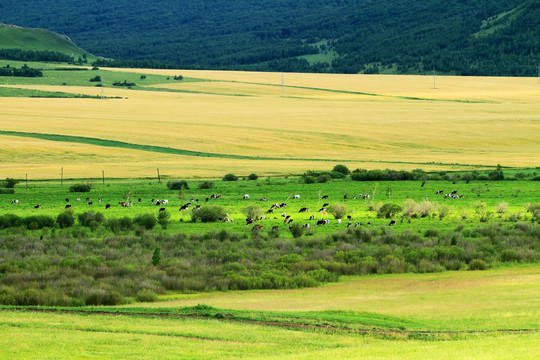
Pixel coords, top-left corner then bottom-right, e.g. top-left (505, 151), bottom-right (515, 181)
top-left (0, 0), bottom-right (538, 75)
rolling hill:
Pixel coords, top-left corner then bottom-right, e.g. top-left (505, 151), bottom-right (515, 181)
top-left (0, 23), bottom-right (93, 61)
top-left (0, 0), bottom-right (538, 75)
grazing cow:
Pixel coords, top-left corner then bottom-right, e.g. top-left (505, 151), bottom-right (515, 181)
top-left (88, 202), bottom-right (93, 206)
top-left (303, 223), bottom-right (310, 229)
top-left (34, 204), bottom-right (41, 209)
top-left (246, 217), bottom-right (254, 225)
top-left (138, 198), bottom-right (142, 203)
top-left (11, 199), bottom-right (19, 204)
top-left (86, 197), bottom-right (90, 202)
top-left (252, 224), bottom-right (264, 231)
top-left (194, 205), bottom-right (201, 209)
top-left (179, 203), bottom-right (191, 211)
top-left (151, 199), bottom-right (155, 204)
top-left (65, 198), bottom-right (69, 203)
top-left (279, 203), bottom-right (287, 208)
top-left (436, 190), bottom-right (444, 195)
top-left (322, 195), bottom-right (329, 199)
top-left (347, 215), bottom-right (352, 220)
top-left (353, 196), bottom-right (357, 200)
top-left (299, 207), bottom-right (309, 212)
top-left (293, 195), bottom-right (300, 199)
top-left (318, 207), bottom-right (325, 212)
top-left (159, 208), bottom-right (166, 212)
top-left (389, 220), bottom-right (396, 226)
top-left (337, 219), bottom-right (342, 224)
top-left (281, 212), bottom-right (287, 217)
top-left (266, 209), bottom-right (274, 214)
top-left (105, 204), bottom-right (111, 209)
top-left (287, 218), bottom-right (294, 224)
top-left (98, 198), bottom-right (102, 203)
top-left (316, 219), bottom-right (326, 226)
top-left (354, 222), bottom-right (360, 228)
top-left (367, 221), bottom-right (372, 226)
top-left (260, 197), bottom-right (267, 201)
top-left (65, 204), bottom-right (72, 209)
top-left (76, 198), bottom-right (81, 203)
top-left (309, 215), bottom-right (315, 220)
top-left (259, 216), bottom-right (265, 220)
top-left (205, 198), bottom-right (209, 202)
top-left (347, 222), bottom-right (352, 227)
top-left (243, 194), bottom-right (250, 200)
top-left (322, 203), bottom-right (329, 208)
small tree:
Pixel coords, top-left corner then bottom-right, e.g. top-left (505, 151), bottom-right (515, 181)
top-left (222, 173), bottom-right (238, 181)
top-left (3, 178), bottom-right (19, 188)
top-left (247, 173), bottom-right (258, 180)
top-left (57, 209), bottom-right (75, 228)
top-left (152, 247), bottom-right (161, 266)
top-left (377, 203), bottom-right (402, 219)
top-left (332, 164), bottom-right (350, 175)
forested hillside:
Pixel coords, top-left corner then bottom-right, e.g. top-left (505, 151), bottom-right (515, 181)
top-left (0, 0), bottom-right (537, 76)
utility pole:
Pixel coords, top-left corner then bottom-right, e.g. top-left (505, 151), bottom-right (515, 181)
top-left (25, 173), bottom-right (28, 189)
top-left (101, 78), bottom-right (105, 98)
top-left (102, 170), bottom-right (105, 185)
top-left (281, 75), bottom-right (285, 97)
top-left (60, 167), bottom-right (63, 186)
top-left (157, 168), bottom-right (161, 183)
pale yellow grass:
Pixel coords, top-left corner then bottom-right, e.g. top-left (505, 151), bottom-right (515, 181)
top-left (1, 72), bottom-right (539, 179)
top-left (136, 266), bottom-right (540, 331)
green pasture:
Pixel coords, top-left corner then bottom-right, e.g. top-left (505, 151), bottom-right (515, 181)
top-left (1, 176), bottom-right (538, 236)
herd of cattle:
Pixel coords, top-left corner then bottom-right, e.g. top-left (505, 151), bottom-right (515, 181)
top-left (7, 189), bottom-right (466, 232)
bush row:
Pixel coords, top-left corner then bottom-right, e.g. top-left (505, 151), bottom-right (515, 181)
top-left (0, 222), bottom-right (538, 306)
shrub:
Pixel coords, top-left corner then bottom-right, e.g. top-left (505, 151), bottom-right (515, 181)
top-left (377, 203), bottom-right (402, 218)
top-left (24, 215), bottom-right (55, 229)
top-left (78, 212), bottom-right (105, 227)
top-left (157, 210), bottom-right (170, 229)
top-left (134, 214), bottom-right (157, 230)
top-left (332, 164), bottom-right (350, 175)
top-left (69, 183), bottom-right (92, 192)
top-left (317, 174), bottom-right (332, 183)
top-left (167, 180), bottom-right (189, 190)
top-left (327, 203), bottom-right (349, 219)
top-left (2, 178), bottom-right (19, 188)
top-left (247, 173), bottom-right (258, 180)
top-left (136, 289), bottom-right (158, 302)
top-left (57, 209), bottom-right (75, 228)
top-left (496, 201), bottom-right (508, 215)
top-left (468, 259), bottom-right (488, 270)
top-left (0, 188), bottom-right (15, 194)
top-left (106, 217), bottom-right (133, 232)
top-left (243, 205), bottom-right (263, 220)
top-left (223, 173), bottom-right (239, 181)
top-left (198, 181), bottom-right (214, 189)
top-left (289, 223), bottom-right (305, 238)
top-left (303, 175), bottom-right (316, 184)
top-left (191, 205), bottom-right (228, 223)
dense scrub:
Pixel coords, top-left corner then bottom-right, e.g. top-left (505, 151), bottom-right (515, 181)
top-left (0, 221), bottom-right (538, 306)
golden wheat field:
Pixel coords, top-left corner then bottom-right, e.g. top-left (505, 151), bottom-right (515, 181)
top-left (0, 70), bottom-right (539, 179)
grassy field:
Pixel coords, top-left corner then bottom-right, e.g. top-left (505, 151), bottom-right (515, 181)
top-left (1, 266), bottom-right (538, 359)
top-left (0, 62), bottom-right (538, 178)
top-left (1, 62), bottom-right (539, 358)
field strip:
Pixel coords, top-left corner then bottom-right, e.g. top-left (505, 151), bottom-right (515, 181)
top-left (0, 130), bottom-right (494, 168)
top-left (186, 79), bottom-right (500, 103)
top-left (2, 307), bottom-right (538, 341)
top-left (0, 320), bottom-right (245, 344)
